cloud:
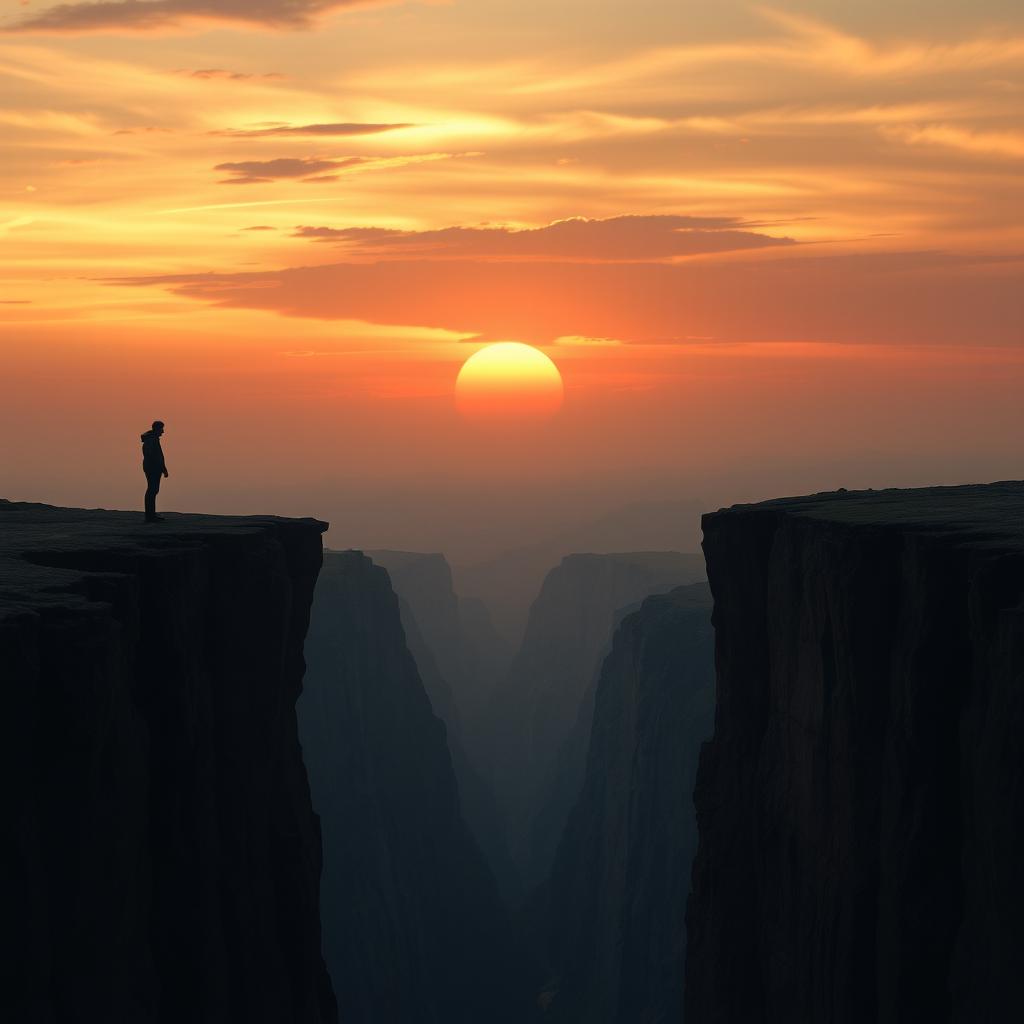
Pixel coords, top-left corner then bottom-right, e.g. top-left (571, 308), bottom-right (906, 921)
top-left (214, 122), bottom-right (413, 138)
top-left (2, 0), bottom-right (381, 34)
top-left (179, 68), bottom-right (285, 80)
top-left (756, 8), bottom-right (1024, 77)
top-left (354, 14), bottom-right (1024, 109)
top-left (215, 156), bottom-right (364, 184)
top-left (243, 225), bottom-right (277, 231)
top-left (214, 151), bottom-right (469, 184)
top-left (0, 216), bottom-right (35, 234)
top-left (112, 125), bottom-right (170, 135)
top-left (290, 215), bottom-right (795, 261)
top-left (554, 335), bottom-right (623, 347)
top-left (885, 123), bottom-right (1024, 159)
top-left (115, 247), bottom-right (1023, 349)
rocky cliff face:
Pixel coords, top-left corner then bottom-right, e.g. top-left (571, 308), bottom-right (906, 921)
top-left (363, 550), bottom-right (517, 898)
top-left (686, 482), bottom-right (1024, 1023)
top-left (487, 551), bottom-right (707, 885)
top-left (0, 500), bottom-right (336, 1024)
top-left (542, 583), bottom-right (715, 1024)
top-left (364, 551), bottom-right (468, 712)
top-left (298, 551), bottom-right (535, 1023)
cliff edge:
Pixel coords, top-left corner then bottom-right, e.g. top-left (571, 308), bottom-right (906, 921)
top-left (0, 500), bottom-right (336, 1024)
top-left (686, 482), bottom-right (1024, 1023)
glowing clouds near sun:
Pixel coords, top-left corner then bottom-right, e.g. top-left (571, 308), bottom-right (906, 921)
top-left (455, 342), bottom-right (564, 421)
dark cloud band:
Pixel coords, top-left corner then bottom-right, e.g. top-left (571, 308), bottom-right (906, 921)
top-left (214, 156), bottom-right (366, 184)
top-left (3, 0), bottom-right (378, 34)
top-left (214, 123), bottom-right (413, 138)
top-left (114, 247), bottom-right (1023, 348)
top-left (289, 215), bottom-right (794, 260)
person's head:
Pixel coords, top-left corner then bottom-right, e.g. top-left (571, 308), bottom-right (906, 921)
top-left (152, 420), bottom-right (165, 436)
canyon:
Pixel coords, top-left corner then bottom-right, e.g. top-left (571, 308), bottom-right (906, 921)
top-left (8, 482), bottom-right (1023, 1023)
top-left (370, 548), bottom-right (716, 1021)
top-left (485, 551), bottom-right (707, 887)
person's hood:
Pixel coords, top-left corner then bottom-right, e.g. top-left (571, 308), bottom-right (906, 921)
top-left (141, 430), bottom-right (159, 442)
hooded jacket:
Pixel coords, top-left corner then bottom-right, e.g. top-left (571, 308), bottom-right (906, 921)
top-left (141, 430), bottom-right (166, 474)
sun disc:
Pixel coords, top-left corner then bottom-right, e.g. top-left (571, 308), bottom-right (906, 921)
top-left (455, 342), bottom-right (564, 420)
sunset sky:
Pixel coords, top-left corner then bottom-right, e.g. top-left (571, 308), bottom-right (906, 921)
top-left (2, 0), bottom-right (1022, 559)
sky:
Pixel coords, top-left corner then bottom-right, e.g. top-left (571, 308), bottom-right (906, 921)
top-left (1, 0), bottom-right (1022, 561)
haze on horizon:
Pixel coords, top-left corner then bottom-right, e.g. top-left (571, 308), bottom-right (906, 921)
top-left (2, 0), bottom-right (1022, 563)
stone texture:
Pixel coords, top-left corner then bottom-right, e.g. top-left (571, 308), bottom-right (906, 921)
top-left (542, 583), bottom-right (715, 1023)
top-left (299, 551), bottom-right (536, 1023)
top-left (0, 500), bottom-right (336, 1024)
top-left (685, 482), bottom-right (1024, 1024)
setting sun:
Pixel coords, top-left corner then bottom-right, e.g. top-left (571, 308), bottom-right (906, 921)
top-left (455, 342), bottom-right (564, 421)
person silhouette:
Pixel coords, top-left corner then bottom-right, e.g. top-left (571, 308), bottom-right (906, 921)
top-left (141, 420), bottom-right (169, 522)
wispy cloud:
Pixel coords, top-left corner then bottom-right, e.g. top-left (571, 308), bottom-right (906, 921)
top-left (555, 335), bottom-right (623, 347)
top-left (216, 156), bottom-right (366, 184)
top-left (215, 151), bottom-right (472, 184)
top-left (112, 125), bottom-right (172, 135)
top-left (178, 68), bottom-right (285, 81)
top-left (2, 0), bottom-right (389, 34)
top-left (0, 216), bottom-right (35, 234)
top-left (356, 13), bottom-right (1024, 105)
top-left (885, 123), bottom-right (1024, 159)
top-left (213, 121), bottom-right (413, 138)
top-left (757, 8), bottom-right (1024, 77)
top-left (290, 215), bottom-right (795, 260)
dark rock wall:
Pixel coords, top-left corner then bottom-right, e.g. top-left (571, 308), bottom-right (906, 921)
top-left (364, 550), bottom-right (518, 899)
top-left (0, 501), bottom-right (336, 1024)
top-left (685, 483), bottom-right (1024, 1024)
top-left (487, 551), bottom-right (707, 885)
top-left (395, 590), bottom-right (521, 902)
top-left (299, 551), bottom-right (535, 1023)
top-left (542, 583), bottom-right (715, 1024)
top-left (526, 594), bottom-right (647, 902)
top-left (364, 550), bottom-right (469, 717)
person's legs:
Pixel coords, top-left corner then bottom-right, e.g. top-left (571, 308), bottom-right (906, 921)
top-left (144, 471), bottom-right (161, 520)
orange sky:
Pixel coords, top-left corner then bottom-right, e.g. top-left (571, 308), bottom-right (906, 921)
top-left (2, 0), bottom-right (1022, 559)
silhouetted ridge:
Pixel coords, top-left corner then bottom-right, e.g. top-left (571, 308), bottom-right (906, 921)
top-left (299, 550), bottom-right (536, 1023)
top-left (686, 481), bottom-right (1024, 1023)
top-left (540, 583), bottom-right (715, 1023)
top-left (454, 498), bottom-right (705, 644)
top-left (0, 500), bottom-right (336, 1024)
